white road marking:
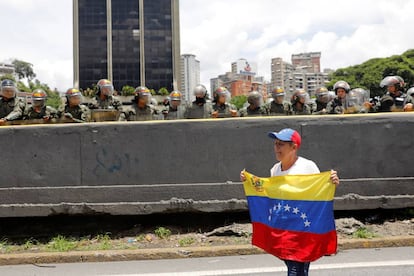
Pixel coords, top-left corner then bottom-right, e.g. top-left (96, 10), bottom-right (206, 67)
top-left (102, 259), bottom-right (414, 276)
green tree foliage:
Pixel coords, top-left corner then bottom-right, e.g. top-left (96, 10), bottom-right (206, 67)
top-left (12, 59), bottom-right (36, 81)
top-left (122, 85), bottom-right (135, 96)
top-left (46, 91), bottom-right (63, 109)
top-left (230, 95), bottom-right (247, 110)
top-left (328, 49), bottom-right (414, 97)
top-left (0, 74), bottom-right (16, 82)
top-left (158, 87), bottom-right (169, 96)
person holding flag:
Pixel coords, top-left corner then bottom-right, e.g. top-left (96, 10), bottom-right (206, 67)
top-left (240, 128), bottom-right (339, 276)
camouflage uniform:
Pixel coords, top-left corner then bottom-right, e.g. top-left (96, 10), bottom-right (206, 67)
top-left (313, 100), bottom-right (328, 115)
top-left (119, 103), bottom-right (159, 121)
top-left (23, 105), bottom-right (58, 120)
top-left (89, 95), bottom-right (122, 110)
top-left (373, 92), bottom-right (410, 112)
top-left (184, 101), bottom-right (213, 119)
top-left (0, 97), bottom-right (25, 121)
top-left (239, 105), bottom-right (269, 117)
top-left (162, 106), bottom-right (185, 120)
top-left (326, 98), bottom-right (346, 114)
top-left (58, 104), bottom-right (91, 123)
top-left (291, 103), bottom-right (313, 115)
top-left (267, 101), bottom-right (291, 116)
top-left (212, 102), bottom-right (238, 118)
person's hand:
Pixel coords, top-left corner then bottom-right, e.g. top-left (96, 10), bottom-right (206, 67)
top-left (212, 111), bottom-right (219, 118)
top-left (0, 119), bottom-right (6, 125)
top-left (240, 170), bottom-right (246, 182)
top-left (330, 170), bottom-right (339, 186)
top-left (230, 110), bottom-right (238, 117)
top-left (363, 101), bottom-right (373, 109)
top-left (404, 103), bottom-right (413, 112)
top-left (43, 116), bottom-right (50, 121)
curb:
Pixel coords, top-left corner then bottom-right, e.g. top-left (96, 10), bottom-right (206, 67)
top-left (0, 236), bottom-right (413, 266)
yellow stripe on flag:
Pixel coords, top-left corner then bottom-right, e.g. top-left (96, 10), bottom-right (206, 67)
top-left (243, 171), bottom-right (335, 201)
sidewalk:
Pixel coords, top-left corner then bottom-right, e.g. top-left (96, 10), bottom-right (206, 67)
top-left (0, 236), bottom-right (413, 266)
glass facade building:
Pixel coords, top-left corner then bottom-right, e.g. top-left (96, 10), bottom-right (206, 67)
top-left (73, 0), bottom-right (180, 91)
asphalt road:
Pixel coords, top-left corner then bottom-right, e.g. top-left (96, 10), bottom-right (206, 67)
top-left (0, 247), bottom-right (413, 276)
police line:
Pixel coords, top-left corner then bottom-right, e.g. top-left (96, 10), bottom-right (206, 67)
top-left (0, 113), bottom-right (413, 217)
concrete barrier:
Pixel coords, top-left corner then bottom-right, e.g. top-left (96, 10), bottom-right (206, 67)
top-left (0, 113), bottom-right (413, 217)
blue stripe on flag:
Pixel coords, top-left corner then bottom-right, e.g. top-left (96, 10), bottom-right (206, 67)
top-left (247, 196), bottom-right (335, 234)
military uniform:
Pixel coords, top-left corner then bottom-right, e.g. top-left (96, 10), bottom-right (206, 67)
top-left (23, 105), bottom-right (58, 120)
top-left (58, 104), bottom-right (91, 123)
top-left (184, 101), bottom-right (213, 119)
top-left (326, 98), bottom-right (346, 114)
top-left (374, 92), bottom-right (410, 112)
top-left (119, 104), bottom-right (158, 121)
top-left (313, 100), bottom-right (328, 115)
top-left (0, 97), bottom-right (25, 121)
top-left (291, 103), bottom-right (313, 115)
top-left (267, 101), bottom-right (291, 116)
top-left (239, 105), bottom-right (269, 117)
top-left (89, 95), bottom-right (122, 110)
top-left (212, 103), bottom-right (238, 118)
top-left (162, 106), bottom-right (185, 120)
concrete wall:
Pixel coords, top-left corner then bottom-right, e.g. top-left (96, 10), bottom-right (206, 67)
top-left (1, 113), bottom-right (413, 217)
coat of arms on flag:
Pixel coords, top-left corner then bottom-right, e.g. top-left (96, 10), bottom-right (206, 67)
top-left (243, 171), bottom-right (337, 262)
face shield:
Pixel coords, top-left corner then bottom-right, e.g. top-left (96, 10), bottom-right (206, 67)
top-left (248, 92), bottom-right (263, 107)
top-left (68, 95), bottom-right (82, 106)
top-left (100, 85), bottom-right (114, 96)
top-left (272, 92), bottom-right (285, 103)
top-left (32, 98), bottom-right (46, 108)
top-left (1, 87), bottom-right (16, 99)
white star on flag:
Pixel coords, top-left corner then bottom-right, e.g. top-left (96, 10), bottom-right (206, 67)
top-left (284, 204), bottom-right (291, 212)
top-left (304, 220), bottom-right (311, 227)
top-left (292, 207), bottom-right (299, 214)
top-left (300, 213), bottom-right (307, 220)
top-left (277, 203), bottom-right (282, 210)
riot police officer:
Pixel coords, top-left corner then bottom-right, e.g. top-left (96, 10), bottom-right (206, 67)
top-left (23, 89), bottom-right (58, 121)
top-left (89, 79), bottom-right (122, 110)
top-left (313, 87), bottom-right (331, 115)
top-left (326, 81), bottom-right (351, 114)
top-left (162, 90), bottom-right (185, 120)
top-left (239, 91), bottom-right (269, 117)
top-left (291, 89), bottom-right (312, 115)
top-left (184, 84), bottom-right (213, 119)
top-left (59, 88), bottom-right (90, 123)
top-left (211, 87), bottom-right (238, 118)
top-left (372, 76), bottom-right (412, 112)
top-left (0, 79), bottom-right (25, 124)
top-left (119, 86), bottom-right (159, 121)
top-left (267, 87), bottom-right (291, 116)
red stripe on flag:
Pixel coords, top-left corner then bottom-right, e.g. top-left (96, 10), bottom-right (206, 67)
top-left (252, 222), bottom-right (337, 262)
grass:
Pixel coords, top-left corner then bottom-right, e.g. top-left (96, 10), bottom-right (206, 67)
top-left (178, 237), bottom-right (195, 247)
top-left (47, 235), bottom-right (78, 252)
top-left (353, 227), bottom-right (377, 239)
top-left (154, 227), bottom-right (172, 239)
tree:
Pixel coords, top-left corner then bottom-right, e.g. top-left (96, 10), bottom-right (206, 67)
top-left (230, 95), bottom-right (247, 109)
top-left (0, 74), bottom-right (16, 82)
top-left (158, 87), bottom-right (169, 96)
top-left (46, 91), bottom-right (63, 109)
top-left (12, 59), bottom-right (36, 81)
top-left (328, 49), bottom-right (414, 97)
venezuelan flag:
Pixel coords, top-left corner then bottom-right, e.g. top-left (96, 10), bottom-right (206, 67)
top-left (243, 171), bottom-right (337, 262)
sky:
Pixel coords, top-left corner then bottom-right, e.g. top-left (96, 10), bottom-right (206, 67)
top-left (1, 0), bottom-right (414, 91)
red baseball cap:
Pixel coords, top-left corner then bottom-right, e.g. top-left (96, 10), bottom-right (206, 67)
top-left (268, 128), bottom-right (301, 149)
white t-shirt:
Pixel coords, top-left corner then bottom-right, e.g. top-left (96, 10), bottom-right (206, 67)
top-left (270, 156), bottom-right (320, 176)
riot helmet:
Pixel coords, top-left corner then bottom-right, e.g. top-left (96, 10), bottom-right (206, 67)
top-left (31, 88), bottom-right (47, 108)
top-left (169, 90), bottom-right (182, 109)
top-left (65, 88), bottom-right (82, 107)
top-left (333, 81), bottom-right (350, 97)
top-left (96, 79), bottom-right (114, 96)
top-left (247, 91), bottom-right (263, 107)
top-left (1, 79), bottom-right (17, 99)
top-left (213, 87), bottom-right (230, 104)
top-left (193, 84), bottom-right (207, 98)
top-left (315, 87), bottom-right (329, 103)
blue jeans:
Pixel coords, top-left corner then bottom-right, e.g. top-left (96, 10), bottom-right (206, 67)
top-left (284, 260), bottom-right (310, 276)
